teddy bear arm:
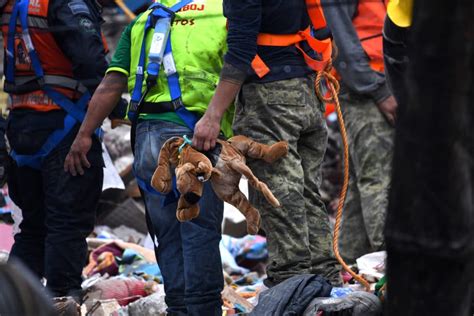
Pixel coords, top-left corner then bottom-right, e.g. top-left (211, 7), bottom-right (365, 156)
top-left (176, 196), bottom-right (200, 222)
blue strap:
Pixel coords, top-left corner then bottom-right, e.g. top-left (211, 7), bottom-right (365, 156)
top-left (43, 87), bottom-right (103, 139)
top-left (134, 170), bottom-right (180, 207)
top-left (11, 114), bottom-right (77, 169)
top-left (6, 0), bottom-right (101, 168)
top-left (5, 0), bottom-right (20, 83)
top-left (129, 0), bottom-right (194, 123)
top-left (130, 0), bottom-right (198, 200)
top-left (18, 0), bottom-right (44, 79)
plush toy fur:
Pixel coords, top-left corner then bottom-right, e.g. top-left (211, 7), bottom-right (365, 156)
top-left (151, 135), bottom-right (288, 235)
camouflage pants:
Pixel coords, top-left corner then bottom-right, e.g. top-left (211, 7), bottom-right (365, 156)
top-left (339, 93), bottom-right (395, 262)
top-left (233, 76), bottom-right (341, 286)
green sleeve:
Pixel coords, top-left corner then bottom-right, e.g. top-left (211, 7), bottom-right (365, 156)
top-left (106, 19), bottom-right (136, 76)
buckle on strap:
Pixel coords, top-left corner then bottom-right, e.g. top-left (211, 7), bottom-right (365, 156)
top-left (171, 98), bottom-right (184, 110)
top-left (129, 100), bottom-right (140, 113)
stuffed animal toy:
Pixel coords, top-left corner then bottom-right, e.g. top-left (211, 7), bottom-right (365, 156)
top-left (151, 135), bottom-right (288, 235)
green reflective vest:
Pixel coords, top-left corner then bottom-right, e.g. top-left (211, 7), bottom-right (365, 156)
top-left (129, 0), bottom-right (233, 137)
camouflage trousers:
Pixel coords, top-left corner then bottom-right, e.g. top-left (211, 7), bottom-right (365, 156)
top-left (339, 93), bottom-right (395, 263)
top-left (233, 75), bottom-right (341, 287)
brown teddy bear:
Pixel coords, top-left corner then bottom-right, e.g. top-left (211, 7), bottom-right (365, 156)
top-left (151, 135), bottom-right (288, 235)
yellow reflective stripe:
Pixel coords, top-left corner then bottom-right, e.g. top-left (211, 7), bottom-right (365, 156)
top-left (106, 67), bottom-right (130, 77)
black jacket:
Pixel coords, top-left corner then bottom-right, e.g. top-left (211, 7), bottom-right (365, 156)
top-left (224, 0), bottom-right (315, 83)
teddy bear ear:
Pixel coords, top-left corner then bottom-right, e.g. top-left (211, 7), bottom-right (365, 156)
top-left (162, 136), bottom-right (184, 149)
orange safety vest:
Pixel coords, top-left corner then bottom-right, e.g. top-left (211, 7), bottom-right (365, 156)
top-left (251, 0), bottom-right (332, 78)
top-left (0, 0), bottom-right (107, 111)
top-left (352, 0), bottom-right (388, 73)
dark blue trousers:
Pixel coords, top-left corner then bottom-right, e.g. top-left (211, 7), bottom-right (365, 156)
top-left (133, 120), bottom-right (224, 316)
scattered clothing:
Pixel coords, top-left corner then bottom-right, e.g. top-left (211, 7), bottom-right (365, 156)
top-left (250, 274), bottom-right (332, 316)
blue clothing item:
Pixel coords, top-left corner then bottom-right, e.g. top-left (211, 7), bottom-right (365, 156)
top-left (133, 120), bottom-right (224, 316)
top-left (223, 0), bottom-right (314, 83)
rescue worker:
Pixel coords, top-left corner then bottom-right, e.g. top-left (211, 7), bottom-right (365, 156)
top-left (384, 0), bottom-right (413, 108)
top-left (192, 0), bottom-right (342, 286)
top-left (321, 0), bottom-right (397, 262)
top-left (1, 0), bottom-right (108, 300)
top-left (64, 1), bottom-right (233, 314)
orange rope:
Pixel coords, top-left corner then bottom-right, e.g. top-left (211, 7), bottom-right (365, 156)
top-left (315, 61), bottom-right (371, 292)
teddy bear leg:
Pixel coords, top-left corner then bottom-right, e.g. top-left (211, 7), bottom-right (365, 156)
top-left (228, 160), bottom-right (281, 208)
top-left (229, 135), bottom-right (288, 164)
top-left (151, 137), bottom-right (184, 193)
top-left (176, 197), bottom-right (200, 222)
top-left (220, 190), bottom-right (261, 235)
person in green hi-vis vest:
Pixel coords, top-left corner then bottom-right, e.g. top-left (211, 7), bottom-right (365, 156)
top-left (64, 1), bottom-right (233, 314)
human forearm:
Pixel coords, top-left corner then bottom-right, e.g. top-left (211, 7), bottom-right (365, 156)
top-left (192, 63), bottom-right (244, 150)
top-left (79, 72), bottom-right (127, 137)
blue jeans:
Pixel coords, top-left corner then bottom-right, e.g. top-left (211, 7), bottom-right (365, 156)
top-left (7, 126), bottom-right (103, 297)
top-left (133, 120), bottom-right (224, 316)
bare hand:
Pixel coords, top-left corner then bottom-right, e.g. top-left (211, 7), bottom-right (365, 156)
top-left (192, 114), bottom-right (221, 151)
top-left (64, 134), bottom-right (92, 176)
top-left (376, 95), bottom-right (398, 126)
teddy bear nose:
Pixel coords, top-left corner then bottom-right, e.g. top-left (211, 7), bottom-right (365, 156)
top-left (184, 192), bottom-right (201, 204)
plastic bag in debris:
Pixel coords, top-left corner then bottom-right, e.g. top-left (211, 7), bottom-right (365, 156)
top-left (356, 251), bottom-right (386, 282)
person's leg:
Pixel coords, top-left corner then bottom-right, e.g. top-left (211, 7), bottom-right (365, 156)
top-left (134, 120), bottom-right (224, 315)
top-left (41, 137), bottom-right (103, 297)
top-left (338, 95), bottom-right (375, 262)
top-left (341, 96), bottom-right (395, 257)
top-left (133, 120), bottom-right (188, 315)
top-left (338, 163), bottom-right (372, 263)
top-left (233, 77), bottom-right (315, 287)
top-left (182, 181), bottom-right (224, 316)
top-left (8, 163), bottom-right (46, 280)
top-left (298, 86), bottom-right (341, 285)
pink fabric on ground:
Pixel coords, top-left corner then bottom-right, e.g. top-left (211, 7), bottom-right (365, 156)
top-left (0, 224), bottom-right (14, 252)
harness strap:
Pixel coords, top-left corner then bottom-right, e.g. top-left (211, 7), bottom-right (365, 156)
top-left (251, 0), bottom-right (332, 78)
top-left (7, 0), bottom-right (101, 169)
top-left (129, 0), bottom-right (195, 128)
top-left (306, 0), bottom-right (327, 29)
top-left (5, 75), bottom-right (89, 95)
top-left (10, 95), bottom-right (90, 169)
top-left (130, 0), bottom-right (195, 204)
